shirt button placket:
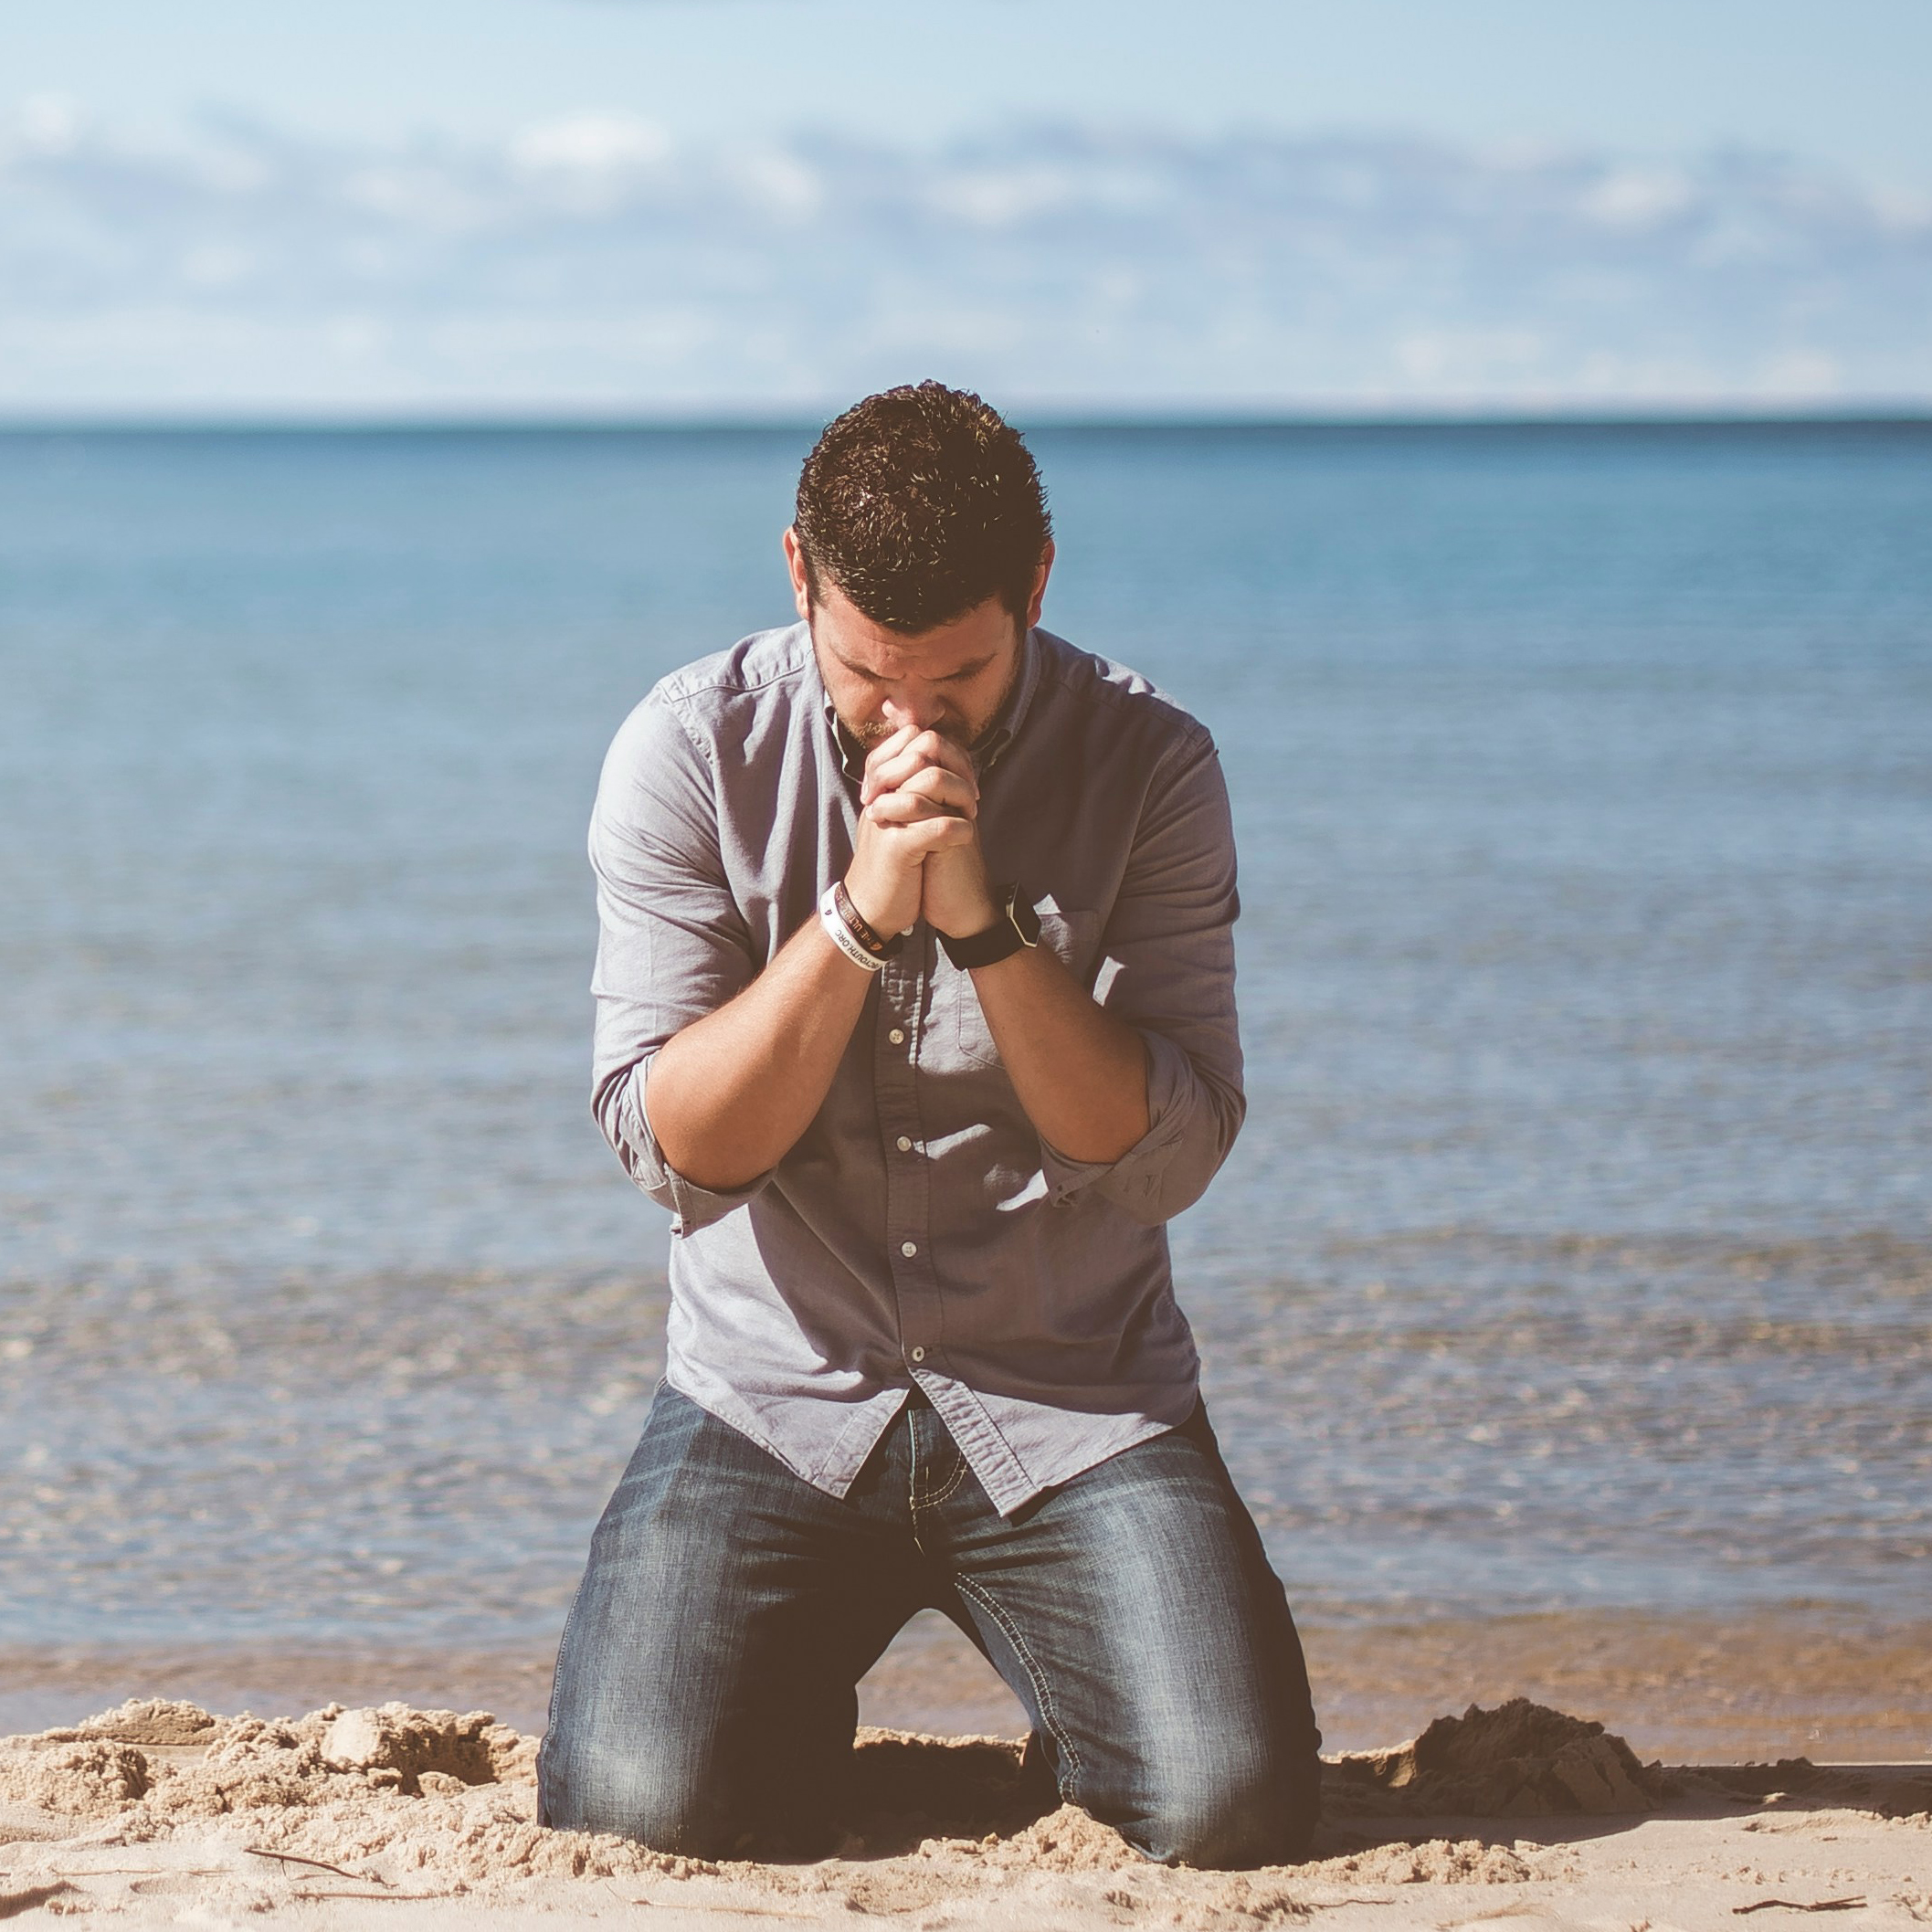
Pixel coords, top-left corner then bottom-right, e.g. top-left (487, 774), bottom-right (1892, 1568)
top-left (878, 945), bottom-right (935, 1375)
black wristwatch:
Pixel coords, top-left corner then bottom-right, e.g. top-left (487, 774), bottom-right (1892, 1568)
top-left (940, 883), bottom-right (1041, 969)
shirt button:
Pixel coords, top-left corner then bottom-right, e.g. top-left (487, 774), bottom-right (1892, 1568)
top-left (896, 1135), bottom-right (913, 1153)
top-left (888, 1028), bottom-right (906, 1046)
top-left (901, 1240), bottom-right (917, 1258)
top-left (910, 1346), bottom-right (925, 1363)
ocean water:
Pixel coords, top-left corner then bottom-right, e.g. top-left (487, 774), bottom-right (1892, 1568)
top-left (1, 422), bottom-right (1927, 1652)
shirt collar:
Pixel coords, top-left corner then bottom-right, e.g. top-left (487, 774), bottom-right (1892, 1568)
top-left (818, 624), bottom-right (1044, 787)
top-left (973, 623), bottom-right (1043, 775)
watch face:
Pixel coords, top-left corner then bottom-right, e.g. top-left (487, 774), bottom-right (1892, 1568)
top-left (1008, 886), bottom-right (1042, 946)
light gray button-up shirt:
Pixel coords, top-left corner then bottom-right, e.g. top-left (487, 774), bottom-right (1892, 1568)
top-left (589, 620), bottom-right (1244, 1514)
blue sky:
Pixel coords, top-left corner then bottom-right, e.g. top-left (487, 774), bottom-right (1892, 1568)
top-left (5, 0), bottom-right (1930, 414)
top-left (14, 0), bottom-right (1932, 177)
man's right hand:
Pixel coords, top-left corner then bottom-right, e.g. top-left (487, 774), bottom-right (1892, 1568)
top-left (844, 726), bottom-right (979, 938)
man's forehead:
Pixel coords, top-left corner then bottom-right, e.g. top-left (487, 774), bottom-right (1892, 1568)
top-left (814, 590), bottom-right (1016, 680)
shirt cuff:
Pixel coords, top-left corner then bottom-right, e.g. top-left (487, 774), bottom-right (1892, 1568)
top-left (621, 1065), bottom-right (774, 1235)
top-left (1036, 1029), bottom-right (1194, 1215)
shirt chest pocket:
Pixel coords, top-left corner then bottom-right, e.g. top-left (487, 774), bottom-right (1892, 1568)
top-left (946, 907), bottom-right (1103, 1070)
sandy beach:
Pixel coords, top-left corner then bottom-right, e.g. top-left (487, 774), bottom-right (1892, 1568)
top-left (2, 1685), bottom-right (1927, 1930)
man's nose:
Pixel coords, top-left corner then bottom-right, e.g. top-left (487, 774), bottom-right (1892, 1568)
top-left (880, 690), bottom-right (946, 733)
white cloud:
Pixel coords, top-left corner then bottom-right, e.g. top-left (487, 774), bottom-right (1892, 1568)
top-left (508, 111), bottom-right (671, 175)
top-left (16, 93), bottom-right (81, 156)
top-left (1, 109), bottom-right (1927, 413)
top-left (342, 163), bottom-right (493, 232)
top-left (1756, 348), bottom-right (1844, 396)
top-left (927, 164), bottom-right (1079, 228)
top-left (1580, 166), bottom-right (1694, 229)
top-left (178, 242), bottom-right (254, 289)
top-left (1394, 328), bottom-right (1547, 385)
top-left (725, 148), bottom-right (822, 218)
top-left (1868, 183), bottom-right (1932, 233)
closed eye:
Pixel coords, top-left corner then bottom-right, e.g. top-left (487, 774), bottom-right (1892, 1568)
top-left (832, 650), bottom-right (995, 687)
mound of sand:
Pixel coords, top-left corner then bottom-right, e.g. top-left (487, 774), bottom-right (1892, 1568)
top-left (0, 1698), bottom-right (710, 1887)
top-left (1327, 1695), bottom-right (1664, 1817)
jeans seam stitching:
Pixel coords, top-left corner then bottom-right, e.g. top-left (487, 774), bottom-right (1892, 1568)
top-left (908, 1408), bottom-right (968, 1510)
top-left (953, 1575), bottom-right (1082, 1791)
top-left (922, 1454), bottom-right (970, 1509)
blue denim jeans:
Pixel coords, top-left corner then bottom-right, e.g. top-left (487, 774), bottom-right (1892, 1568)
top-left (537, 1386), bottom-right (1322, 1867)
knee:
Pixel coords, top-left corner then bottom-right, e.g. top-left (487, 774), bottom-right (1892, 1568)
top-left (1119, 1743), bottom-right (1322, 1870)
top-left (1142, 1784), bottom-right (1316, 1870)
top-left (537, 1721), bottom-right (729, 1857)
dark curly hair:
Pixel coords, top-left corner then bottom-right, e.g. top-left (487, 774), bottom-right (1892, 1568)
top-left (793, 382), bottom-right (1051, 634)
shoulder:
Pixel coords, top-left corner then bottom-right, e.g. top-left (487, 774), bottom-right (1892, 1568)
top-left (610, 623), bottom-right (816, 770)
top-left (1030, 628), bottom-right (1217, 764)
top-left (652, 622), bottom-right (816, 717)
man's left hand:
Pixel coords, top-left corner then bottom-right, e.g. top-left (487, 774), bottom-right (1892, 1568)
top-left (921, 840), bottom-right (998, 939)
top-left (860, 729), bottom-right (998, 937)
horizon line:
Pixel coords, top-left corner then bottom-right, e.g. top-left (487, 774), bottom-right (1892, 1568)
top-left (4, 406), bottom-right (1932, 438)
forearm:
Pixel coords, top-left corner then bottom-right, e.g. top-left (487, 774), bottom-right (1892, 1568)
top-left (645, 917), bottom-right (874, 1191)
top-left (970, 944), bottom-right (1150, 1163)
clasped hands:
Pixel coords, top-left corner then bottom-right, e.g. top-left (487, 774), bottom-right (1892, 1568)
top-left (844, 725), bottom-right (999, 944)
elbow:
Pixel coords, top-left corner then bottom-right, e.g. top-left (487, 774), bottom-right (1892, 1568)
top-left (594, 1055), bottom-right (772, 1230)
top-left (1100, 1082), bottom-right (1243, 1226)
top-left (593, 1061), bottom-right (677, 1209)
top-left (590, 1062), bottom-right (635, 1170)
top-left (1105, 1160), bottom-right (1214, 1228)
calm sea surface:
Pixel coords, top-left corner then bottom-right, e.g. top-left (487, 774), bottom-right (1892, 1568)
top-left (1, 423), bottom-right (1927, 1649)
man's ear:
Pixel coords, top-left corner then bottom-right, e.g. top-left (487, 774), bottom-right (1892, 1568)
top-left (1025, 540), bottom-right (1057, 628)
top-left (782, 526), bottom-right (813, 623)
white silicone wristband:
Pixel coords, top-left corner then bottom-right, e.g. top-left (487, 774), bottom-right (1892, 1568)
top-left (819, 883), bottom-right (888, 973)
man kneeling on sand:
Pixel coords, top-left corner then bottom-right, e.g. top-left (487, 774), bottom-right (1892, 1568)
top-left (537, 383), bottom-right (1323, 1866)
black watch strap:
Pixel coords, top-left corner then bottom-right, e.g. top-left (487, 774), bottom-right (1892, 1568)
top-left (940, 884), bottom-right (1041, 969)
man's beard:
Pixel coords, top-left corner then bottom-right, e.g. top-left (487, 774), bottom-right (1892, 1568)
top-left (846, 710), bottom-right (971, 750)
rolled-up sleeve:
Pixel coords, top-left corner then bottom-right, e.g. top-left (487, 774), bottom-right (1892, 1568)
top-left (1039, 727), bottom-right (1245, 1225)
top-left (587, 690), bottom-right (773, 1234)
